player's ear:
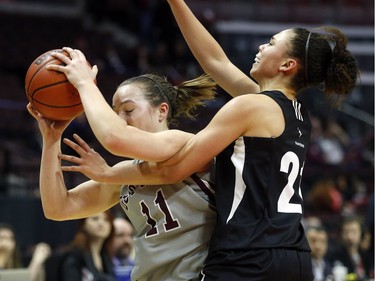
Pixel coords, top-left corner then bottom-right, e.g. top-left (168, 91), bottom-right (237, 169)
top-left (158, 102), bottom-right (169, 122)
top-left (279, 58), bottom-right (298, 75)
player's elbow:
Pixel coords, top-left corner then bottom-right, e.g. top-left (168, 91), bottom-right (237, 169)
top-left (43, 210), bottom-right (62, 221)
top-left (43, 207), bottom-right (68, 221)
top-left (100, 132), bottom-right (124, 156)
top-left (159, 166), bottom-right (187, 184)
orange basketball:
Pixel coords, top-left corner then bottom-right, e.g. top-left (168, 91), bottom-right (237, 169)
top-left (25, 49), bottom-right (89, 121)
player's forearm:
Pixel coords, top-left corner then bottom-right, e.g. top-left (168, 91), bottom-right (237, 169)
top-left (86, 160), bottom-right (136, 185)
top-left (73, 82), bottom-right (168, 161)
top-left (167, 0), bottom-right (227, 75)
top-left (98, 160), bottom-right (178, 185)
top-left (74, 81), bottom-right (130, 154)
top-left (73, 75), bottom-right (196, 163)
top-left (97, 159), bottom-right (188, 186)
top-left (167, 0), bottom-right (259, 97)
top-left (39, 138), bottom-right (70, 219)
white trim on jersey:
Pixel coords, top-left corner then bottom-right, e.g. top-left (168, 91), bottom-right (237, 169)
top-left (200, 270), bottom-right (206, 281)
top-left (226, 137), bottom-right (246, 224)
top-left (292, 100), bottom-right (303, 121)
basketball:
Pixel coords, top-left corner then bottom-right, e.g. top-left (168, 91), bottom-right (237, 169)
top-left (25, 49), bottom-right (89, 121)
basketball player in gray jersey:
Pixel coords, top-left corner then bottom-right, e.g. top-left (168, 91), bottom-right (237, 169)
top-left (119, 170), bottom-right (215, 281)
top-left (27, 73), bottom-right (224, 281)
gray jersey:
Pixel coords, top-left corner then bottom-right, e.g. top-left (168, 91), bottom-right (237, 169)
top-left (119, 170), bottom-right (216, 281)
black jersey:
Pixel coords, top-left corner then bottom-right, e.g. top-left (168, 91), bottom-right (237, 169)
top-left (207, 90), bottom-right (312, 257)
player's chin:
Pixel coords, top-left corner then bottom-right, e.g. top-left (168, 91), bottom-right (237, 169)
top-left (249, 67), bottom-right (259, 81)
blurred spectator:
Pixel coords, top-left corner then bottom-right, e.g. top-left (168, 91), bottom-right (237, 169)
top-left (0, 223), bottom-right (23, 269)
top-left (59, 211), bottom-right (116, 281)
top-left (0, 223), bottom-right (51, 281)
top-left (302, 215), bottom-right (323, 229)
top-left (327, 216), bottom-right (373, 281)
top-left (28, 243), bottom-right (52, 281)
top-left (306, 226), bottom-right (333, 281)
top-left (307, 177), bottom-right (343, 214)
top-left (360, 194), bottom-right (374, 278)
top-left (312, 116), bottom-right (350, 166)
top-left (330, 174), bottom-right (370, 219)
top-left (112, 217), bottom-right (134, 281)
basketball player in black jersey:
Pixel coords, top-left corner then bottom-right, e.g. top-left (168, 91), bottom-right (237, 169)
top-left (46, 1), bottom-right (359, 279)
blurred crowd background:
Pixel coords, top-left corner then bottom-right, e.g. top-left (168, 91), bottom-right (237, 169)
top-left (0, 0), bottom-right (373, 280)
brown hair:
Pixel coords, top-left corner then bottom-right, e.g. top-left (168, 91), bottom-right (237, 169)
top-left (289, 27), bottom-right (360, 107)
top-left (341, 215), bottom-right (364, 234)
top-left (118, 73), bottom-right (217, 126)
top-left (67, 210), bottom-right (115, 257)
top-left (0, 223), bottom-right (23, 268)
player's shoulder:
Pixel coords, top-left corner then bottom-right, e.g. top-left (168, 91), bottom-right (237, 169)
top-left (227, 93), bottom-right (282, 117)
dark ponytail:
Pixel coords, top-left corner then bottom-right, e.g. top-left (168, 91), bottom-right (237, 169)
top-left (289, 27), bottom-right (360, 107)
top-left (324, 27), bottom-right (360, 105)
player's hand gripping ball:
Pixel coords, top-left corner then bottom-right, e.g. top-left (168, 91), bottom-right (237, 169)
top-left (25, 49), bottom-right (93, 121)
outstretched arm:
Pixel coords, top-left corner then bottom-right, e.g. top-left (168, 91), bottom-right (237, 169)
top-left (60, 134), bottom-right (213, 185)
top-left (135, 94), bottom-right (280, 184)
top-left (167, 0), bottom-right (259, 96)
top-left (27, 104), bottom-right (120, 220)
top-left (96, 97), bottom-right (252, 185)
top-left (59, 134), bottom-right (135, 184)
top-left (59, 94), bottom-right (268, 186)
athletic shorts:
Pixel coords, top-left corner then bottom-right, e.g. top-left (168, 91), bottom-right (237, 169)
top-left (199, 248), bottom-right (313, 281)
